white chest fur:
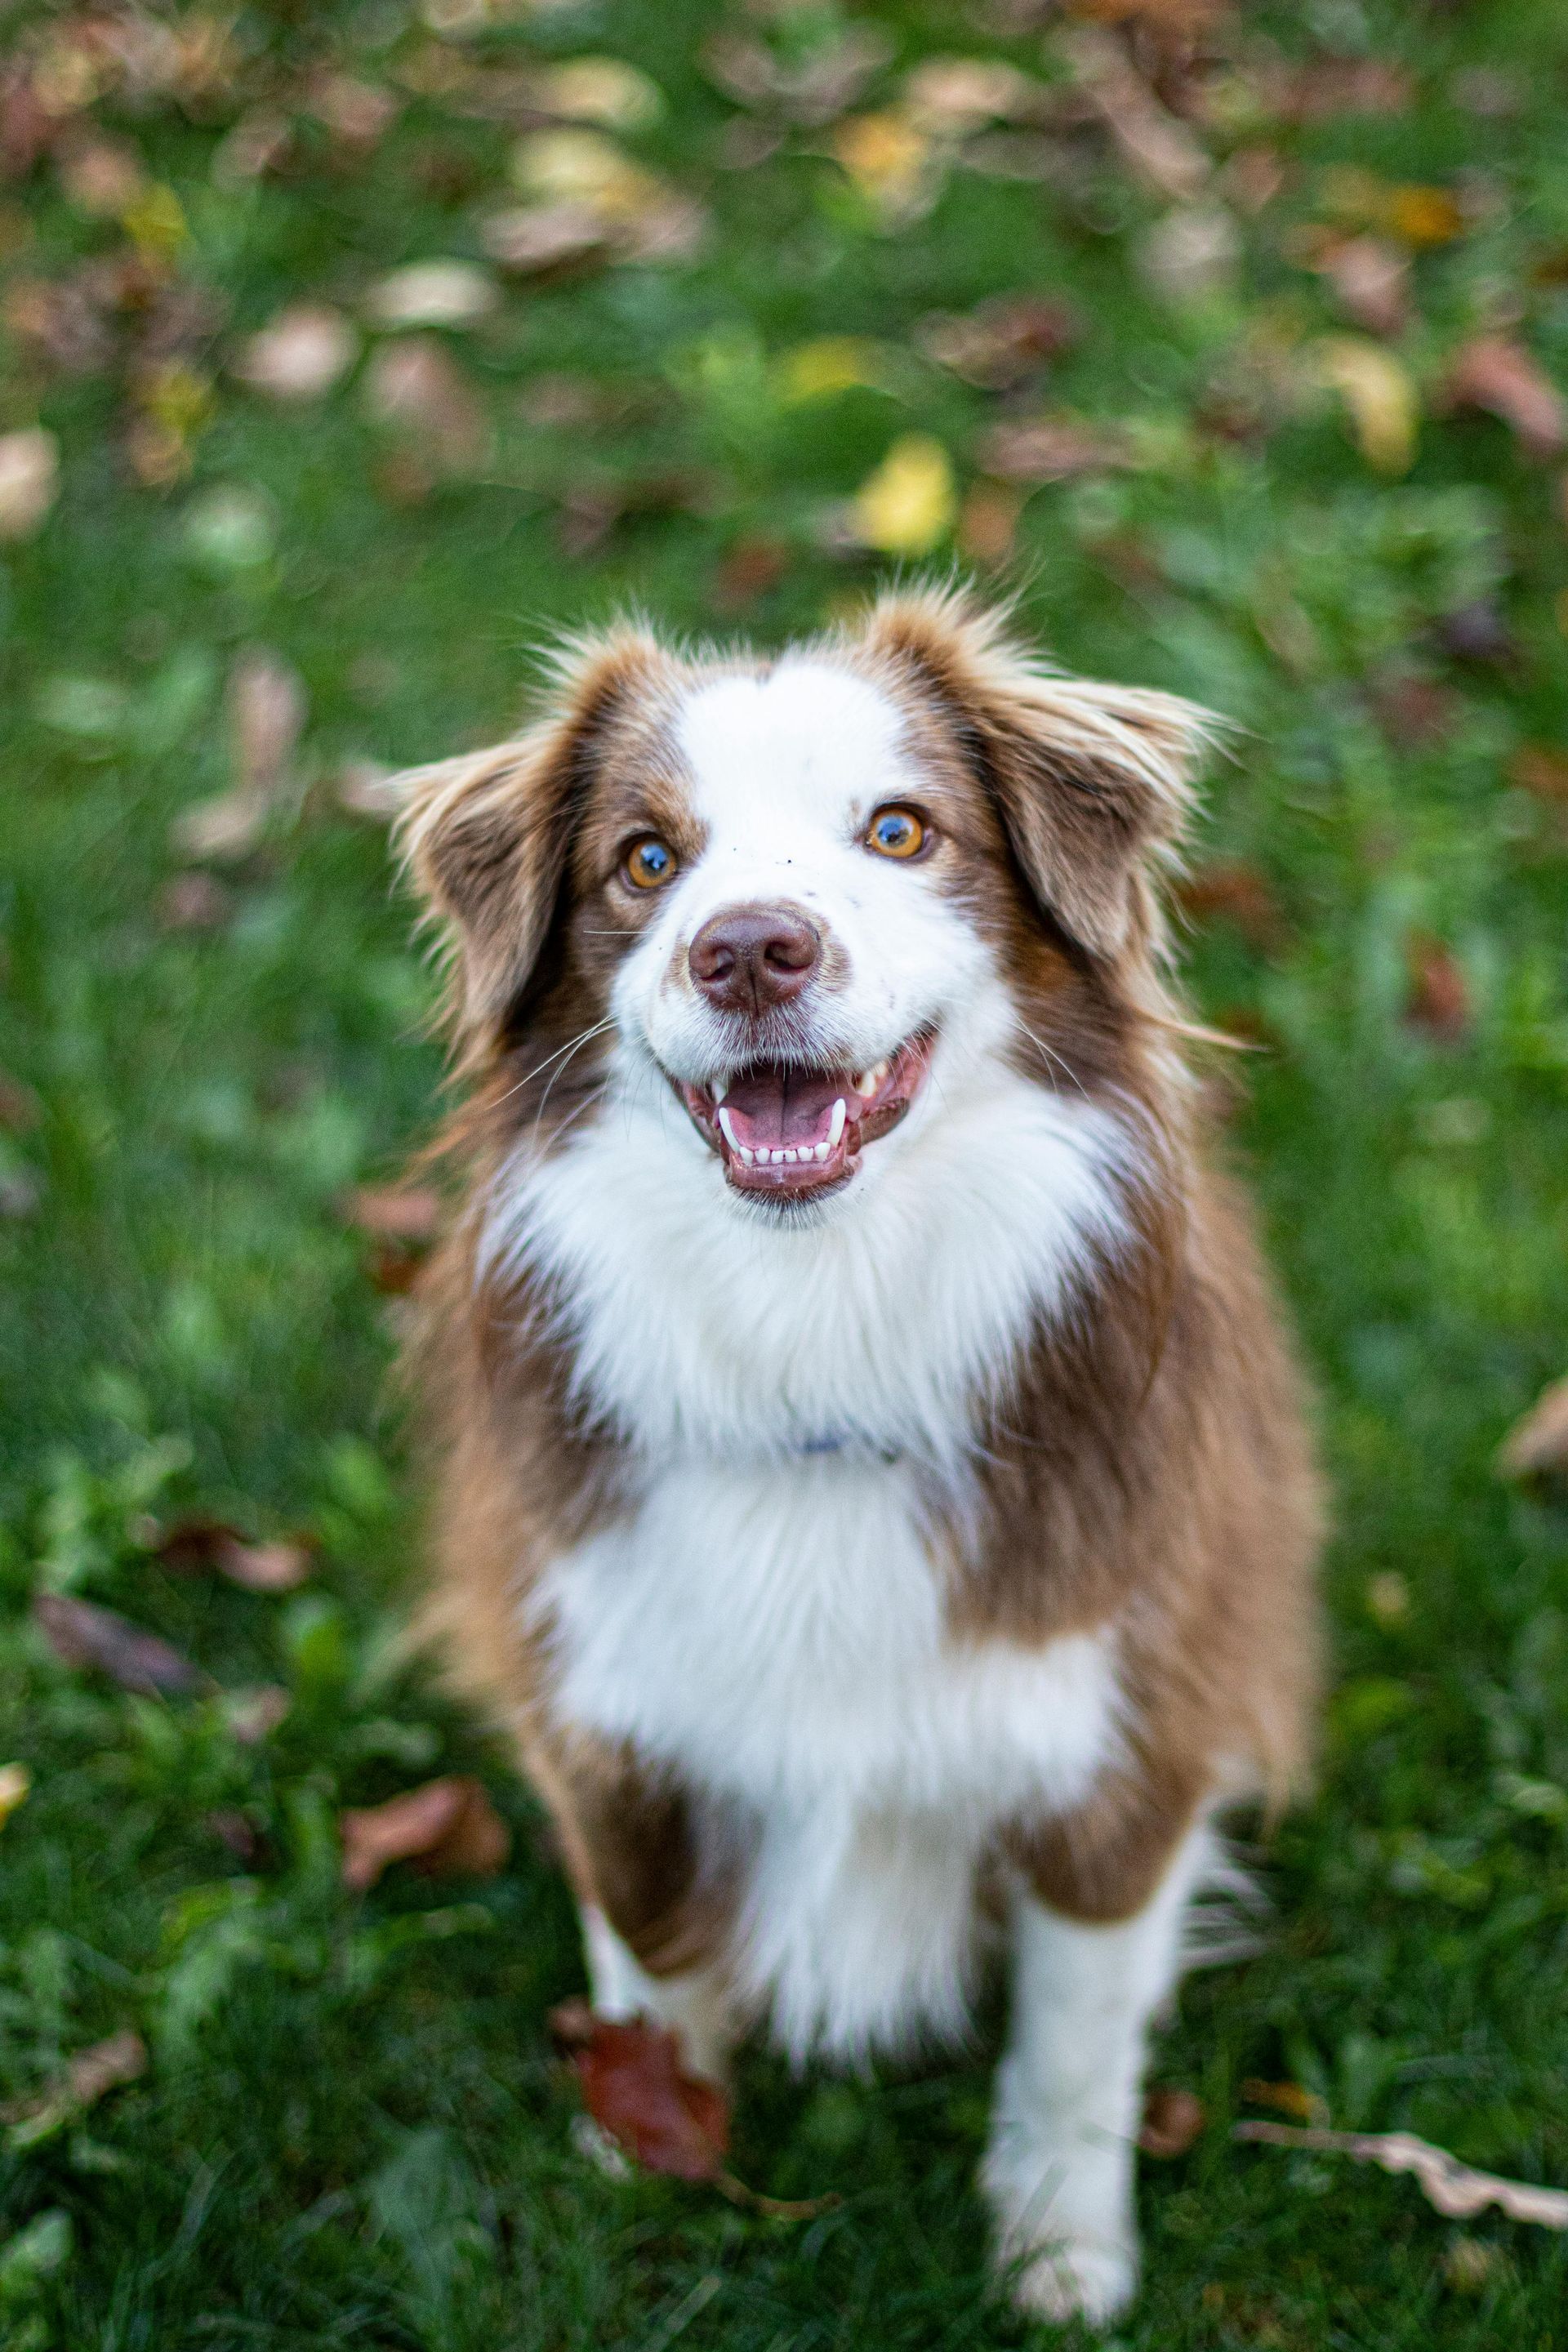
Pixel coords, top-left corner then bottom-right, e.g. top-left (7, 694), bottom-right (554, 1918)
top-left (537, 1454), bottom-right (1122, 2059)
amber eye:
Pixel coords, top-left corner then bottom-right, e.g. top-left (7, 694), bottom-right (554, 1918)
top-left (866, 805), bottom-right (926, 861)
top-left (624, 835), bottom-right (678, 890)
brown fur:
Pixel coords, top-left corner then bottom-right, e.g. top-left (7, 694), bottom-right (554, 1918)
top-left (398, 586), bottom-right (1322, 1970)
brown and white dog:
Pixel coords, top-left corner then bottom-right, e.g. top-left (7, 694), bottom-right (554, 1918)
top-left (395, 588), bottom-right (1322, 2323)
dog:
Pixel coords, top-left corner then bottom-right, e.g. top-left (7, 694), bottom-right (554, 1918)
top-left (394, 587), bottom-right (1322, 2323)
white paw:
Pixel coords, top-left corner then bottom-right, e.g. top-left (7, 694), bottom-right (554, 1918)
top-left (1008, 2236), bottom-right (1138, 2327)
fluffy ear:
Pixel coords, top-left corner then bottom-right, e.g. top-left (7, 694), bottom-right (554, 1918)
top-left (393, 626), bottom-right (666, 1039)
top-left (849, 587), bottom-right (1217, 960)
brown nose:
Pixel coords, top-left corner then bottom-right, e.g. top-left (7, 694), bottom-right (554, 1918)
top-left (689, 902), bottom-right (821, 1014)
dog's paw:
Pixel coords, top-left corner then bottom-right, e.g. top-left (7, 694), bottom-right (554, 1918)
top-left (1008, 2236), bottom-right (1138, 2328)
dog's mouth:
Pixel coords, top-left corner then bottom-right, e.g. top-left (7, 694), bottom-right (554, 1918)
top-left (675, 1030), bottom-right (936, 1200)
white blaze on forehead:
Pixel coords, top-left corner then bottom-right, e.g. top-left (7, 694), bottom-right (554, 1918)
top-left (675, 661), bottom-right (911, 844)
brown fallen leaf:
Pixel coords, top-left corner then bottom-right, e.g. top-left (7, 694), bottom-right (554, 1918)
top-left (1234, 2122), bottom-right (1568, 2228)
top-left (477, 201), bottom-right (611, 276)
top-left (33, 1594), bottom-right (210, 1698)
top-left (362, 336), bottom-right (489, 475)
top-left (915, 293), bottom-right (1078, 389)
top-left (340, 1775), bottom-right (510, 1892)
top-left (1313, 235), bottom-right (1410, 340)
top-left (2, 2030), bottom-right (147, 2148)
top-left (172, 649), bottom-right (308, 862)
top-left (1174, 858), bottom-right (1285, 951)
top-left (550, 2002), bottom-right (840, 2217)
top-left (957, 479), bottom-right (1024, 568)
top-left (1059, 25), bottom-right (1210, 203)
top-left (0, 1068), bottom-right (41, 1130)
top-left (1139, 2085), bottom-right (1206, 2157)
top-left (1241, 2077), bottom-right (1330, 2124)
top-left (1405, 935), bottom-right (1470, 1042)
top-left (156, 871), bottom-right (233, 931)
top-left (550, 2002), bottom-right (729, 2181)
top-left (701, 24), bottom-right (893, 125)
top-left (1449, 336), bottom-right (1566, 459)
top-left (1509, 745), bottom-right (1568, 804)
top-left (978, 414), bottom-right (1137, 482)
top-left (1497, 1374), bottom-right (1568, 1480)
top-left (154, 1516), bottom-right (313, 1592)
top-left (224, 1684), bottom-right (291, 1746)
top-left (363, 261), bottom-right (498, 332)
top-left (341, 1184), bottom-right (442, 1244)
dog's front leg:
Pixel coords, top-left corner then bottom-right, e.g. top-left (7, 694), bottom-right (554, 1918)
top-left (580, 1903), bottom-right (735, 2086)
top-left (982, 1820), bottom-right (1209, 2326)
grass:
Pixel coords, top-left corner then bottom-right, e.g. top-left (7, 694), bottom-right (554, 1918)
top-left (3, 0), bottom-right (1568, 2344)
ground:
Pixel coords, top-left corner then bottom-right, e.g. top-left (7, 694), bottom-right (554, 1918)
top-left (2, 1), bottom-right (1568, 2345)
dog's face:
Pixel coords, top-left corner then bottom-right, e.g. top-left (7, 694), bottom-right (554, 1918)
top-left (399, 591), bottom-right (1210, 1225)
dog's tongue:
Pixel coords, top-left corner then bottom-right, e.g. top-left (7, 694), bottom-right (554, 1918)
top-left (721, 1065), bottom-right (846, 1153)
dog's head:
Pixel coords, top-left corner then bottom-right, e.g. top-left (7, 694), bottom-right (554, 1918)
top-left (398, 589), bottom-right (1213, 1224)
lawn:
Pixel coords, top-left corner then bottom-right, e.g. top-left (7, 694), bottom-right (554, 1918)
top-left (3, 0), bottom-right (1568, 2345)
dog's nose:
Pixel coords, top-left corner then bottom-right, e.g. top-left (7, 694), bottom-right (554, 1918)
top-left (689, 902), bottom-right (821, 1014)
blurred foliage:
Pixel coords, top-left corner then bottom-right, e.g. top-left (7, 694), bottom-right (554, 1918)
top-left (2, 0), bottom-right (1568, 2343)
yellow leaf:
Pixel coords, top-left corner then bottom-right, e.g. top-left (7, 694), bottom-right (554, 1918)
top-left (529, 58), bottom-right (665, 130)
top-left (1312, 336), bottom-right (1419, 474)
top-left (777, 337), bottom-right (896, 404)
top-left (122, 183), bottom-right (187, 263)
top-left (510, 128), bottom-right (664, 224)
top-left (853, 434), bottom-right (956, 555)
top-left (1387, 184), bottom-right (1463, 246)
top-left (0, 1763), bottom-right (30, 1829)
top-left (831, 113), bottom-right (933, 216)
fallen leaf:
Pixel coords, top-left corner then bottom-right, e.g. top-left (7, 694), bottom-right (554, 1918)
top-left (1241, 2077), bottom-right (1330, 2124)
top-left (702, 24), bottom-right (893, 125)
top-left (851, 434), bottom-right (955, 555)
top-left (956, 479), bottom-right (1024, 567)
top-left (305, 72), bottom-right (400, 149)
top-left (1174, 859), bottom-right (1285, 950)
top-left (1312, 235), bottom-right (1410, 338)
top-left (1449, 336), bottom-right (1566, 458)
top-left (0, 1069), bottom-right (40, 1129)
top-left (1138, 203), bottom-right (1240, 305)
top-left (0, 425), bottom-right (60, 539)
top-left (1509, 745), bottom-right (1568, 804)
top-left (152, 1517), bottom-right (312, 1591)
top-left (341, 1184), bottom-right (442, 1243)
top-left (901, 55), bottom-right (1041, 136)
top-left (340, 1775), bottom-right (510, 1891)
top-left (156, 870), bottom-right (233, 931)
top-left (2, 2031), bottom-right (147, 2148)
top-left (915, 294), bottom-right (1078, 388)
top-left (1436, 599), bottom-right (1517, 666)
top-left (713, 536), bottom-right (790, 609)
top-left (510, 127), bottom-right (663, 223)
top-left (1497, 1375), bottom-right (1568, 1480)
top-left (172, 649), bottom-right (308, 862)
top-left (831, 112), bottom-right (938, 223)
top-left (978, 414), bottom-right (1137, 482)
top-left (1365, 672), bottom-right (1459, 745)
top-left (1060, 25), bottom-right (1210, 202)
top-left (1388, 184), bottom-right (1464, 247)
top-left (204, 1806), bottom-right (262, 1862)
top-left (233, 302), bottom-right (359, 402)
top-left (0, 1762), bottom-right (29, 1828)
top-left (478, 201), bottom-right (609, 274)
top-left (362, 336), bottom-right (489, 474)
top-left (33, 1594), bottom-right (210, 1698)
top-left (1405, 935), bottom-right (1470, 1041)
top-left (528, 57), bottom-right (664, 131)
top-left (777, 335), bottom-right (898, 403)
top-left (363, 261), bottom-right (498, 331)
top-left (1234, 2122), bottom-right (1568, 2228)
top-left (1139, 2085), bottom-right (1206, 2157)
top-left (224, 1684), bottom-right (291, 1745)
top-left (550, 2002), bottom-right (729, 2180)
top-left (1312, 336), bottom-right (1418, 474)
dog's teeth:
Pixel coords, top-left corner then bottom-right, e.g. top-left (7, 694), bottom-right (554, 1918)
top-left (712, 1077), bottom-right (730, 1106)
top-left (854, 1060), bottom-right (887, 1099)
top-left (827, 1098), bottom-right (846, 1148)
top-left (737, 1144), bottom-right (755, 1166)
top-left (771, 1148), bottom-right (790, 1166)
top-left (718, 1107), bottom-right (741, 1155)
top-left (813, 1140), bottom-right (831, 1163)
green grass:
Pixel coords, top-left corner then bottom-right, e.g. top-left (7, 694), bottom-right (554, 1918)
top-left (4, 0), bottom-right (1568, 2344)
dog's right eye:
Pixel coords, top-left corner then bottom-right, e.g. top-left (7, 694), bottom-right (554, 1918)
top-left (624, 836), bottom-right (679, 890)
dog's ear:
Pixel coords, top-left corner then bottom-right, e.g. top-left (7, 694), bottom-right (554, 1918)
top-left (850, 588), bottom-right (1216, 960)
top-left (393, 626), bottom-right (666, 1040)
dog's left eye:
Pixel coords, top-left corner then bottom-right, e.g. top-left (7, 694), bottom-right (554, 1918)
top-left (625, 836), bottom-right (679, 890)
top-left (865, 806), bottom-right (926, 861)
